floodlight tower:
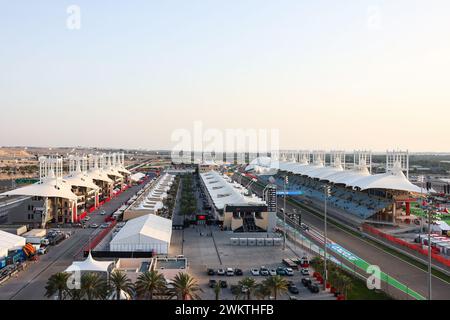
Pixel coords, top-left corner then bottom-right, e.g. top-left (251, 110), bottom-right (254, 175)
top-left (330, 150), bottom-right (346, 168)
top-left (354, 150), bottom-right (373, 173)
top-left (386, 150), bottom-right (409, 178)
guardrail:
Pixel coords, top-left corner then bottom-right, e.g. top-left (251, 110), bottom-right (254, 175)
top-left (362, 224), bottom-right (450, 268)
top-left (83, 220), bottom-right (117, 254)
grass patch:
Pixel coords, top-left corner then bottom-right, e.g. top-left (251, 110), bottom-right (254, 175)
top-left (346, 273), bottom-right (392, 300)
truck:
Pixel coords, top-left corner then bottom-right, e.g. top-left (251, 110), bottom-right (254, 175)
top-left (23, 229), bottom-right (47, 246)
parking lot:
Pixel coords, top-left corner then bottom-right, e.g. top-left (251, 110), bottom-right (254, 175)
top-left (170, 224), bottom-right (335, 300)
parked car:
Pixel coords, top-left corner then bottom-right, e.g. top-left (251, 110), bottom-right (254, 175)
top-left (217, 269), bottom-right (225, 276)
top-left (207, 268), bottom-right (215, 276)
top-left (308, 283), bottom-right (320, 293)
top-left (300, 223), bottom-right (309, 231)
top-left (100, 223), bottom-right (109, 229)
top-left (300, 268), bottom-right (310, 276)
top-left (250, 268), bottom-right (260, 276)
top-left (301, 278), bottom-right (312, 287)
top-left (37, 246), bottom-right (48, 255)
top-left (234, 268), bottom-right (243, 276)
top-left (226, 268), bottom-right (234, 276)
top-left (100, 210), bottom-right (107, 215)
top-left (208, 279), bottom-right (217, 288)
top-left (284, 268), bottom-right (294, 276)
top-left (219, 280), bottom-right (228, 288)
top-left (84, 216), bottom-right (91, 221)
top-left (276, 267), bottom-right (287, 276)
top-left (288, 285), bottom-right (299, 294)
top-left (269, 269), bottom-right (277, 276)
top-left (260, 266), bottom-right (269, 276)
top-left (90, 224), bottom-right (99, 229)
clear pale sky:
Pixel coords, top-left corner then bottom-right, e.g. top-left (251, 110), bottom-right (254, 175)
top-left (1, 1), bottom-right (449, 152)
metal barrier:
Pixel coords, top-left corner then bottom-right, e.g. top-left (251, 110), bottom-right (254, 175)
top-left (362, 224), bottom-right (450, 268)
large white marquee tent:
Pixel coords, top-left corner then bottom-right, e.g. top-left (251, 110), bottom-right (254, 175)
top-left (110, 214), bottom-right (172, 254)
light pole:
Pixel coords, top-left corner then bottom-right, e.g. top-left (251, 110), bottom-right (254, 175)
top-left (427, 209), bottom-right (434, 300)
top-left (283, 175), bottom-right (288, 251)
top-left (323, 185), bottom-right (331, 291)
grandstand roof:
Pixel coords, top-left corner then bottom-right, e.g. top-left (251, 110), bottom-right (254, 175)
top-left (248, 157), bottom-right (423, 194)
top-left (349, 163), bottom-right (422, 193)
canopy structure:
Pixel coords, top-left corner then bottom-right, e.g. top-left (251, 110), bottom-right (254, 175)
top-left (86, 169), bottom-right (114, 183)
top-left (0, 178), bottom-right (78, 201)
top-left (0, 230), bottom-right (26, 258)
top-left (63, 172), bottom-right (100, 191)
top-left (348, 162), bottom-right (422, 193)
top-left (110, 214), bottom-right (172, 254)
top-left (200, 171), bottom-right (265, 210)
top-left (65, 251), bottom-right (114, 273)
top-left (130, 172), bottom-right (146, 182)
top-left (248, 156), bottom-right (423, 194)
top-left (116, 166), bottom-right (131, 175)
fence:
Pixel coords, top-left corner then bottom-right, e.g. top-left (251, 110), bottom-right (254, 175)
top-left (281, 220), bottom-right (425, 300)
top-left (362, 224), bottom-right (450, 268)
top-left (83, 220), bottom-right (117, 254)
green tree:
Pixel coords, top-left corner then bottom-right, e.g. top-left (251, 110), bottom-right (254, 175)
top-left (45, 272), bottom-right (70, 300)
top-left (135, 270), bottom-right (167, 300)
top-left (238, 277), bottom-right (256, 300)
top-left (171, 272), bottom-right (203, 300)
top-left (81, 273), bottom-right (108, 300)
top-left (254, 283), bottom-right (271, 300)
top-left (262, 276), bottom-right (288, 300)
top-left (109, 270), bottom-right (134, 300)
top-left (213, 282), bottom-right (221, 300)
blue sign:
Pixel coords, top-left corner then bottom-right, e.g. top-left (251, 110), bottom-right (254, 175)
top-left (276, 190), bottom-right (304, 196)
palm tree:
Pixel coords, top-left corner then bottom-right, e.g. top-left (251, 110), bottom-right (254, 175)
top-left (67, 288), bottom-right (83, 300)
top-left (230, 285), bottom-right (243, 300)
top-left (238, 277), bottom-right (256, 300)
top-left (109, 270), bottom-right (134, 300)
top-left (135, 270), bottom-right (167, 300)
top-left (81, 272), bottom-right (108, 300)
top-left (171, 272), bottom-right (203, 300)
top-left (262, 276), bottom-right (288, 300)
top-left (45, 272), bottom-right (70, 300)
top-left (254, 283), bottom-right (271, 300)
top-left (213, 282), bottom-right (221, 300)
top-left (341, 275), bottom-right (353, 299)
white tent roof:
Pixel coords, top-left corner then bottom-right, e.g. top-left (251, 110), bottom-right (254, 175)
top-left (0, 179), bottom-right (78, 201)
top-left (86, 169), bottom-right (114, 183)
top-left (116, 165), bottom-right (131, 175)
top-left (200, 171), bottom-right (265, 210)
top-left (349, 162), bottom-right (422, 193)
top-left (110, 214), bottom-right (172, 244)
top-left (65, 251), bottom-right (114, 273)
top-left (0, 230), bottom-right (26, 257)
top-left (250, 156), bottom-right (422, 194)
top-left (130, 172), bottom-right (146, 182)
top-left (63, 172), bottom-right (100, 190)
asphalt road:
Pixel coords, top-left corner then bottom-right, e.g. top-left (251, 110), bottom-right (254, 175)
top-left (0, 183), bottom-right (146, 300)
top-left (234, 174), bottom-right (450, 300)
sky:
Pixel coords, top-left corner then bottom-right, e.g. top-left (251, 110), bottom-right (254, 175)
top-left (0, 0), bottom-right (449, 152)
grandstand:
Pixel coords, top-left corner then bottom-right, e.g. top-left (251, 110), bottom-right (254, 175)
top-left (246, 150), bottom-right (423, 225)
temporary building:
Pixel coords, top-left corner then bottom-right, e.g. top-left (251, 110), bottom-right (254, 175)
top-left (65, 251), bottom-right (114, 273)
top-left (0, 230), bottom-right (26, 258)
top-left (109, 214), bottom-right (172, 254)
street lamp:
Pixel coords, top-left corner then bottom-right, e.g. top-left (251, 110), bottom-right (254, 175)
top-left (323, 185), bottom-right (331, 290)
